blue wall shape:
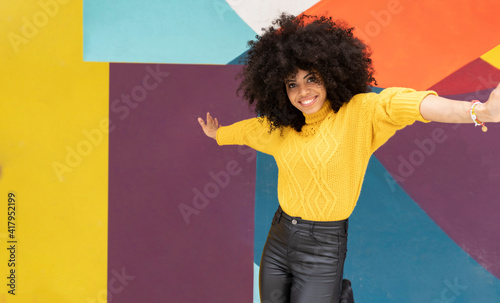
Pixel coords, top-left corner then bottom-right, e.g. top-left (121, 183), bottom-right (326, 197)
top-left (227, 50), bottom-right (249, 65)
top-left (83, 0), bottom-right (256, 64)
top-left (254, 152), bottom-right (500, 302)
top-left (254, 153), bottom-right (279, 265)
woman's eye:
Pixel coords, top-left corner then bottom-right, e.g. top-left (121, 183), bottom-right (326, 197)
top-left (307, 77), bottom-right (317, 83)
top-left (287, 83), bottom-right (297, 89)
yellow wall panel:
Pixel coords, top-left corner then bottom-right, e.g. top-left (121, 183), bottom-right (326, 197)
top-left (481, 44), bottom-right (500, 69)
top-left (0, 1), bottom-right (108, 302)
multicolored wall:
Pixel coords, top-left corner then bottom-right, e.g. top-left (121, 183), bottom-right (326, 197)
top-left (1, 0), bottom-right (499, 302)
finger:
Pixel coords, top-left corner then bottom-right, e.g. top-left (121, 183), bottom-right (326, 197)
top-left (198, 117), bottom-right (205, 125)
top-left (206, 112), bottom-right (213, 125)
top-left (214, 118), bottom-right (219, 127)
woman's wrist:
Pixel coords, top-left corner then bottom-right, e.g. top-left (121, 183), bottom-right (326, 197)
top-left (211, 128), bottom-right (219, 140)
top-left (474, 102), bottom-right (493, 123)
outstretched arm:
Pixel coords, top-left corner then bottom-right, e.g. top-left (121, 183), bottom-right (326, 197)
top-left (420, 83), bottom-right (500, 124)
top-left (197, 112), bottom-right (220, 139)
top-left (197, 113), bottom-right (283, 155)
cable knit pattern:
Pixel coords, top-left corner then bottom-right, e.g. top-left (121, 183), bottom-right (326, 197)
top-left (216, 87), bottom-right (437, 221)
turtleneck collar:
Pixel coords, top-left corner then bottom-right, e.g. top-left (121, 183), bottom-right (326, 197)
top-left (303, 102), bottom-right (333, 124)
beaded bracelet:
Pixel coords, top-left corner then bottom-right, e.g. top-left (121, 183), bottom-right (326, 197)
top-left (470, 100), bottom-right (487, 132)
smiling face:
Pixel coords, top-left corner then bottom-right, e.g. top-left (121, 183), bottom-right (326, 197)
top-left (285, 69), bottom-right (327, 115)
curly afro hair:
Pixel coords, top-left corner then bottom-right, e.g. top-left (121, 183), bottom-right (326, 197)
top-left (238, 13), bottom-right (376, 132)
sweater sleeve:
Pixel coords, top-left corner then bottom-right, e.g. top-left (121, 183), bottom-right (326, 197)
top-left (370, 87), bottom-right (438, 151)
top-left (216, 117), bottom-right (282, 156)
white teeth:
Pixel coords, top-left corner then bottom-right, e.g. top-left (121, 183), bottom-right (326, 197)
top-left (301, 97), bottom-right (315, 105)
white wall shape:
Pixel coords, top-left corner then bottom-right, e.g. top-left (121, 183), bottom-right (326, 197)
top-left (226, 0), bottom-right (321, 34)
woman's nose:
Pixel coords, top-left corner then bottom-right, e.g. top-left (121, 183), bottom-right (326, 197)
top-left (299, 85), bottom-right (311, 97)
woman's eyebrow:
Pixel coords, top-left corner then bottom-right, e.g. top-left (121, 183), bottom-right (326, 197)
top-left (303, 72), bottom-right (314, 79)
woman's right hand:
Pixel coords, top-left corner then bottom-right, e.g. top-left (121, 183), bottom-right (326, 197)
top-left (197, 112), bottom-right (220, 140)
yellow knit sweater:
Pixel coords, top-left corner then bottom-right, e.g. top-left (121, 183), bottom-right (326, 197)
top-left (216, 88), bottom-right (437, 221)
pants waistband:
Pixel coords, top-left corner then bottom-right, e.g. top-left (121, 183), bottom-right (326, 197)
top-left (274, 206), bottom-right (348, 233)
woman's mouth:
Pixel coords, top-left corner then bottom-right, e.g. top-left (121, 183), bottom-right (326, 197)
top-left (299, 96), bottom-right (317, 107)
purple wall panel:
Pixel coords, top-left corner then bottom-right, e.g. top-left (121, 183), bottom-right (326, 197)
top-left (375, 89), bottom-right (500, 279)
top-left (109, 63), bottom-right (256, 302)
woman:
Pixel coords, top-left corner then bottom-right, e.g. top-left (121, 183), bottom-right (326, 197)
top-left (198, 14), bottom-right (500, 303)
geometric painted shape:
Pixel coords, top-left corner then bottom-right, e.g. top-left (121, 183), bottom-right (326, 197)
top-left (0, 1), bottom-right (109, 302)
top-left (254, 263), bottom-right (260, 303)
top-left (109, 63), bottom-right (256, 302)
top-left (481, 44), bottom-right (500, 69)
top-left (227, 0), bottom-right (320, 34)
top-left (227, 49), bottom-right (248, 65)
top-left (253, 152), bottom-right (500, 301)
top-left (305, 0), bottom-right (500, 90)
top-left (254, 152), bottom-right (279, 266)
top-left (83, 0), bottom-right (256, 64)
top-left (428, 58), bottom-right (500, 95)
top-left (346, 156), bottom-right (500, 302)
top-left (375, 88), bottom-right (500, 280)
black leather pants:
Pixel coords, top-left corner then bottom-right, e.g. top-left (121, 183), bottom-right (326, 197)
top-left (259, 206), bottom-right (349, 303)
